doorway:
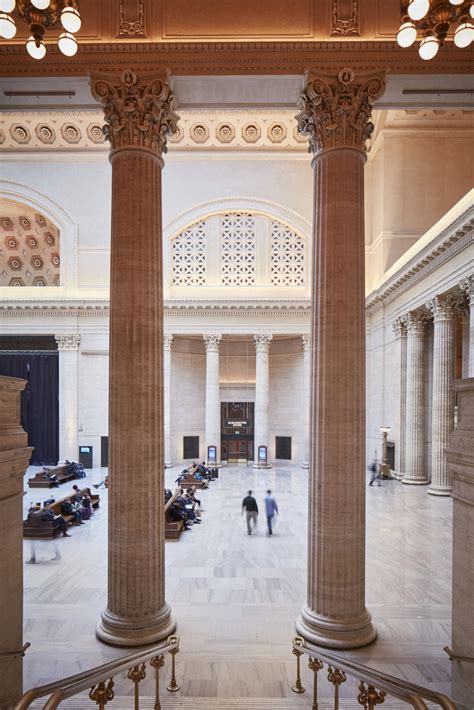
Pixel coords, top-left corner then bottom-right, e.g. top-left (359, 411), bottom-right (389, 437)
top-left (221, 402), bottom-right (254, 463)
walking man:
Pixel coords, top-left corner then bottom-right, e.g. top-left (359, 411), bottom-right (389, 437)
top-left (264, 489), bottom-right (278, 536)
top-left (368, 454), bottom-right (381, 487)
top-left (241, 490), bottom-right (258, 535)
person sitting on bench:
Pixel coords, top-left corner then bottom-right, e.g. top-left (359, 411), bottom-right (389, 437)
top-left (28, 504), bottom-right (71, 537)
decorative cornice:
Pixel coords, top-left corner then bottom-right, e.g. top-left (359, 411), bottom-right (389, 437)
top-left (90, 70), bottom-right (179, 156)
top-left (254, 334), bottom-right (273, 352)
top-left (296, 68), bottom-right (386, 154)
top-left (203, 334), bottom-right (222, 352)
top-left (0, 40), bottom-right (472, 76)
top-left (366, 208), bottom-right (474, 313)
top-left (55, 333), bottom-right (81, 350)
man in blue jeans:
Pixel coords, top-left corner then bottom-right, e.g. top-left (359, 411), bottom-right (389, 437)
top-left (264, 489), bottom-right (278, 536)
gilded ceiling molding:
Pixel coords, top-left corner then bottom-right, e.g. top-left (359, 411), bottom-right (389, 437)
top-left (296, 68), bottom-right (386, 154)
top-left (331, 0), bottom-right (360, 37)
top-left (90, 69), bottom-right (179, 156)
top-left (118, 0), bottom-right (145, 38)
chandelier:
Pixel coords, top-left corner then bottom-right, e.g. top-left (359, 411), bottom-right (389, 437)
top-left (0, 0), bottom-right (81, 59)
top-left (397, 0), bottom-right (473, 59)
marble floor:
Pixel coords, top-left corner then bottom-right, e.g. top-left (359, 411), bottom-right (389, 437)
top-left (20, 463), bottom-right (454, 707)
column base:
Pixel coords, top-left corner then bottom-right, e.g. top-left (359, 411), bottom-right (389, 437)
top-left (392, 470), bottom-right (404, 481)
top-left (164, 461), bottom-right (173, 469)
top-left (207, 462), bottom-right (222, 468)
top-left (427, 484), bottom-right (452, 497)
top-left (296, 605), bottom-right (377, 650)
top-left (402, 476), bottom-right (430, 485)
top-left (301, 462), bottom-right (309, 469)
top-left (252, 463), bottom-right (272, 469)
top-left (96, 603), bottom-right (176, 648)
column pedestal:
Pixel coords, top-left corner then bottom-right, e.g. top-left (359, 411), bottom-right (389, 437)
top-left (427, 295), bottom-right (455, 496)
top-left (92, 70), bottom-right (178, 647)
top-left (403, 311), bottom-right (429, 486)
top-left (294, 68), bottom-right (384, 649)
top-left (253, 335), bottom-right (272, 469)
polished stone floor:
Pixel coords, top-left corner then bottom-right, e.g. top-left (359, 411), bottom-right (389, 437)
top-left (21, 463), bottom-right (454, 706)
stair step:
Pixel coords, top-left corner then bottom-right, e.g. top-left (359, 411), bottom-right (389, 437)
top-left (28, 696), bottom-right (431, 709)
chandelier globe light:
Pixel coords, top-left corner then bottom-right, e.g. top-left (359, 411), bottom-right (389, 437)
top-left (398, 0), bottom-right (473, 60)
top-left (0, 0), bottom-right (81, 59)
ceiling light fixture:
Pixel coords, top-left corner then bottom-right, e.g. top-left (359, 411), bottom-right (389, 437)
top-left (398, 0), bottom-right (473, 59)
top-left (0, 1), bottom-right (81, 59)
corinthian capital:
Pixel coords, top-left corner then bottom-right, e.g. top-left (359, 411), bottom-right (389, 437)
top-left (406, 310), bottom-right (429, 335)
top-left (254, 335), bottom-right (272, 353)
top-left (163, 334), bottom-right (174, 350)
top-left (203, 334), bottom-right (222, 353)
top-left (296, 68), bottom-right (386, 155)
top-left (55, 334), bottom-right (81, 351)
top-left (90, 69), bottom-right (180, 156)
top-left (392, 316), bottom-right (407, 338)
top-left (426, 294), bottom-right (456, 321)
top-left (459, 274), bottom-right (474, 303)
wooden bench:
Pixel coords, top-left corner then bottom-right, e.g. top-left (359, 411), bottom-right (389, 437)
top-left (23, 488), bottom-right (100, 539)
top-left (177, 476), bottom-right (208, 490)
top-left (165, 489), bottom-right (185, 540)
top-left (28, 465), bottom-right (76, 489)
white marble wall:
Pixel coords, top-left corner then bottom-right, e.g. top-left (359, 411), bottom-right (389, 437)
top-left (268, 340), bottom-right (304, 462)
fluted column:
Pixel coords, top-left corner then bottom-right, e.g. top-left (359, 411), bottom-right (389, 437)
top-left (426, 295), bottom-right (456, 496)
top-left (460, 275), bottom-right (474, 376)
top-left (55, 334), bottom-right (80, 463)
top-left (91, 69), bottom-right (179, 646)
top-left (203, 335), bottom-right (222, 464)
top-left (392, 318), bottom-right (407, 480)
top-left (403, 311), bottom-right (429, 486)
top-left (253, 335), bottom-right (272, 468)
top-left (295, 68), bottom-right (385, 648)
top-left (164, 334), bottom-right (173, 468)
top-left (302, 335), bottom-right (310, 469)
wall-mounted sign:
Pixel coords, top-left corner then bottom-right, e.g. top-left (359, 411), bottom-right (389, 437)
top-left (207, 445), bottom-right (217, 463)
top-left (258, 445), bottom-right (267, 464)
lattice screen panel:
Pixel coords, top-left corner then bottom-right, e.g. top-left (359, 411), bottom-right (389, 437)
top-left (270, 220), bottom-right (305, 286)
top-left (221, 213), bottom-right (256, 286)
top-left (172, 220), bottom-right (207, 285)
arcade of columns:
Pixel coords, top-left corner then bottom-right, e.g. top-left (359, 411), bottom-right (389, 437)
top-left (88, 66), bottom-right (385, 648)
top-left (393, 276), bottom-right (474, 496)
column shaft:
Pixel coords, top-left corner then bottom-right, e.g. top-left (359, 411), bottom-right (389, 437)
top-left (302, 335), bottom-right (310, 469)
top-left (204, 335), bottom-right (221, 463)
top-left (164, 335), bottom-right (173, 467)
top-left (427, 296), bottom-right (455, 496)
top-left (403, 312), bottom-right (429, 485)
top-left (55, 335), bottom-right (80, 463)
top-left (460, 276), bottom-right (474, 377)
top-left (92, 70), bottom-right (178, 646)
top-left (253, 335), bottom-right (272, 467)
top-left (392, 319), bottom-right (407, 479)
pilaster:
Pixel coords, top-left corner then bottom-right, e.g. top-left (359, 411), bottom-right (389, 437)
top-left (253, 334), bottom-right (273, 468)
top-left (164, 334), bottom-right (173, 468)
top-left (55, 333), bottom-right (81, 464)
top-left (301, 335), bottom-right (311, 469)
top-left (459, 275), bottom-right (474, 377)
top-left (203, 334), bottom-right (222, 465)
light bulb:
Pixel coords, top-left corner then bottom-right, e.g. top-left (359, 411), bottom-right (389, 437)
top-left (397, 21), bottom-right (417, 47)
top-left (60, 6), bottom-right (81, 33)
top-left (470, 4), bottom-right (474, 20)
top-left (418, 34), bottom-right (440, 59)
top-left (408, 0), bottom-right (430, 21)
top-left (26, 35), bottom-right (46, 59)
top-left (58, 31), bottom-right (77, 56)
top-left (0, 0), bottom-right (15, 13)
top-left (454, 22), bottom-right (474, 47)
top-left (31, 0), bottom-right (50, 8)
top-left (0, 12), bottom-right (16, 38)
top-left (449, 0), bottom-right (463, 4)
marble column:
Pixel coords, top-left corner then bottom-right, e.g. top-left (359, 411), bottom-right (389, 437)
top-left (253, 335), bottom-right (272, 468)
top-left (446, 379), bottom-right (474, 709)
top-left (203, 335), bottom-right (222, 464)
top-left (392, 317), bottom-right (407, 480)
top-left (403, 310), bottom-right (429, 486)
top-left (295, 68), bottom-right (385, 648)
top-left (164, 334), bottom-right (173, 468)
top-left (0, 375), bottom-right (32, 707)
top-left (91, 69), bottom-right (179, 646)
top-left (460, 275), bottom-right (474, 377)
top-left (427, 295), bottom-right (456, 496)
top-left (55, 334), bottom-right (80, 463)
top-left (301, 335), bottom-right (310, 469)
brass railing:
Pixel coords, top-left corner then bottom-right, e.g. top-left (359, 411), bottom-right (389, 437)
top-left (14, 634), bottom-right (180, 710)
top-left (291, 637), bottom-right (457, 709)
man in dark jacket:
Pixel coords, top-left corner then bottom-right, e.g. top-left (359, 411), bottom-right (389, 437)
top-left (241, 490), bottom-right (259, 535)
